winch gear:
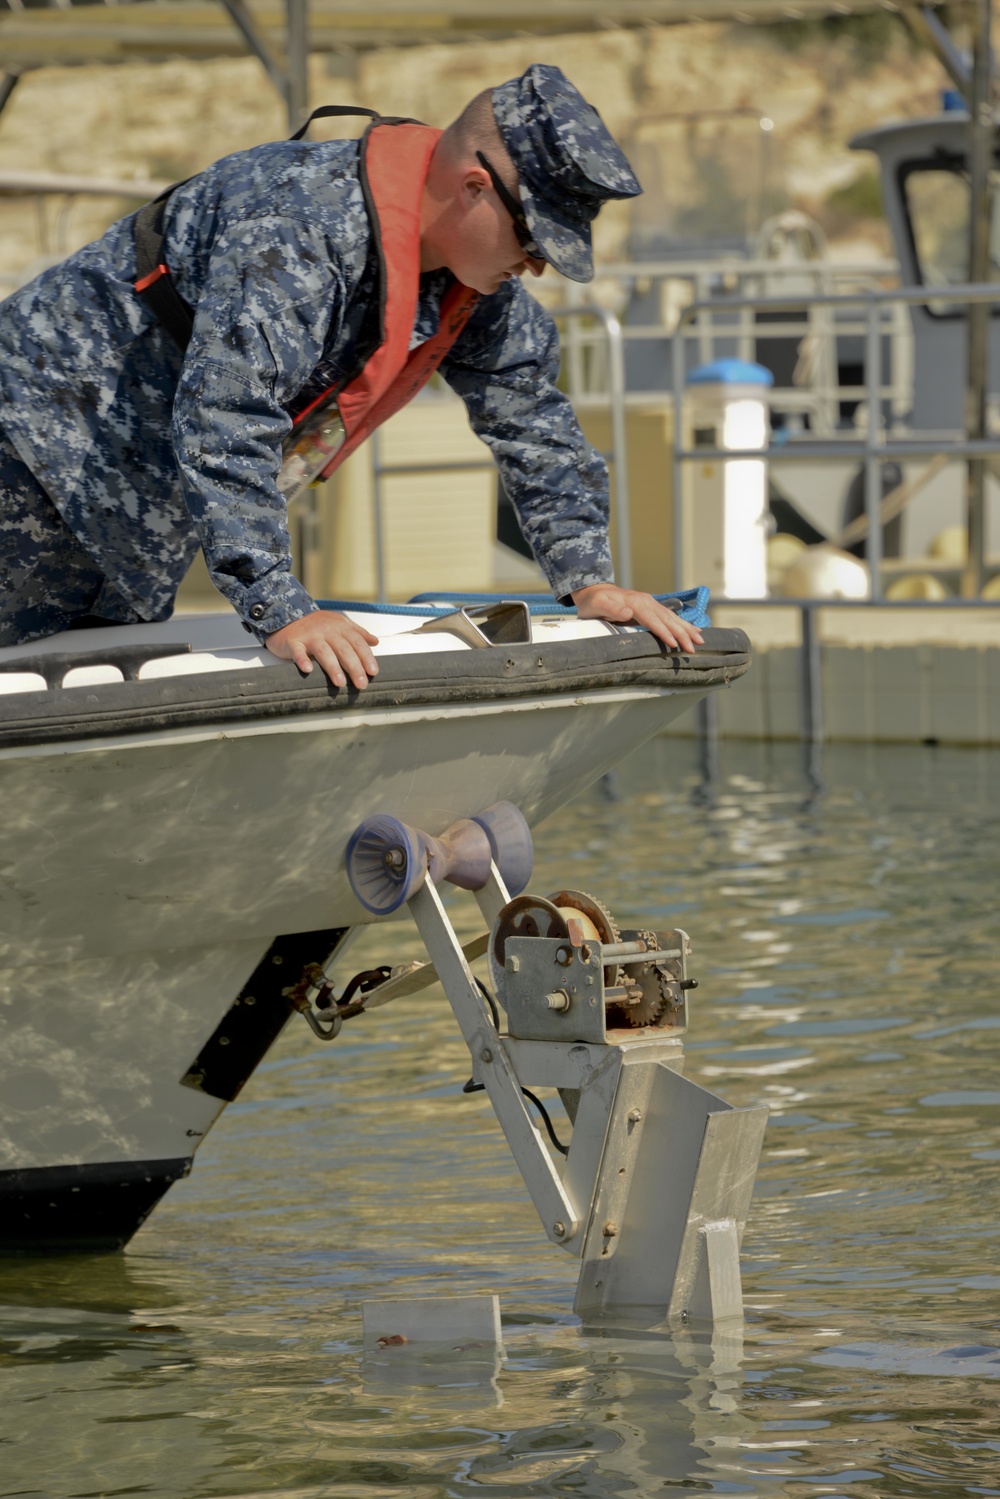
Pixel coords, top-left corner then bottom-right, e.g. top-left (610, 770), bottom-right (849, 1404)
top-left (547, 888), bottom-right (623, 987)
top-left (489, 894), bottom-right (570, 996)
top-left (605, 928), bottom-right (673, 1029)
top-left (611, 923), bottom-right (680, 1031)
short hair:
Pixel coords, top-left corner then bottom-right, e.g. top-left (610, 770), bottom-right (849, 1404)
top-left (443, 88), bottom-right (506, 161)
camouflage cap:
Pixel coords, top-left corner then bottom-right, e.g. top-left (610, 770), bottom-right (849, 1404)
top-left (491, 64), bottom-right (641, 283)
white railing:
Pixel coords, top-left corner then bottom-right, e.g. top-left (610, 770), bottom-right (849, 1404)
top-left (551, 256), bottom-right (910, 436)
top-left (542, 263), bottom-right (1000, 599)
top-left (669, 282), bottom-right (1000, 598)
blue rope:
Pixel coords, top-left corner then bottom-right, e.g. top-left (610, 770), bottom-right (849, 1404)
top-left (409, 588), bottom-right (711, 627)
top-left (317, 599), bottom-right (464, 618)
top-left (316, 586), bottom-right (712, 628)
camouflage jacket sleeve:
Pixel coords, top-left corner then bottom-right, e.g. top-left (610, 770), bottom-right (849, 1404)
top-left (440, 278), bottom-right (613, 598)
top-left (170, 212), bottom-right (348, 640)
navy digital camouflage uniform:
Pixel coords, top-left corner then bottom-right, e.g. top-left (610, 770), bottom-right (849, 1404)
top-left (0, 64), bottom-right (641, 648)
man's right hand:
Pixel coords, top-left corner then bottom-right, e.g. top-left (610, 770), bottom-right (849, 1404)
top-left (265, 610), bottom-right (380, 689)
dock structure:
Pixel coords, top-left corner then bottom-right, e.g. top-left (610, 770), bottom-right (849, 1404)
top-left (671, 601), bottom-right (1000, 749)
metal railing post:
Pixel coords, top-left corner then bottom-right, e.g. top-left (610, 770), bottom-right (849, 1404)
top-left (696, 695), bottom-right (720, 787)
top-left (550, 304), bottom-right (633, 590)
top-left (963, 0), bottom-right (993, 599)
top-left (603, 309), bottom-right (634, 590)
top-left (864, 295), bottom-right (883, 600)
top-left (697, 270), bottom-right (712, 366)
top-left (737, 271), bottom-right (755, 364)
top-left (800, 603), bottom-right (823, 745)
top-left (286, 0), bottom-right (309, 131)
top-left (671, 317), bottom-right (686, 593)
top-left (369, 430), bottom-right (387, 604)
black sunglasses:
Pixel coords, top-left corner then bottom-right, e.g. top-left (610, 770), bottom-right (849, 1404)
top-left (476, 151), bottom-right (542, 259)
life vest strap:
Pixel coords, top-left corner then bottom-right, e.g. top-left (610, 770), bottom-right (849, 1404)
top-left (134, 263), bottom-right (170, 294)
top-left (133, 191), bottom-right (196, 353)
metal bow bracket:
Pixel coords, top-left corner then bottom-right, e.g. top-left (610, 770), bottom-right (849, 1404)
top-left (324, 803), bottom-right (768, 1326)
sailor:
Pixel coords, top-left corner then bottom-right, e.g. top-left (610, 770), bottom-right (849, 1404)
top-left (0, 64), bottom-right (703, 685)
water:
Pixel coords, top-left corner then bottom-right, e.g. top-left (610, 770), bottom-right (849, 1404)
top-left (2, 740), bottom-right (1000, 1498)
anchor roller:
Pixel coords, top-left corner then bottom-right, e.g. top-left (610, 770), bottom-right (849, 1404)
top-left (346, 800), bottom-right (533, 914)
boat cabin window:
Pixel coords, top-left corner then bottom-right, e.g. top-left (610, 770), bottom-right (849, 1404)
top-left (901, 158), bottom-right (1000, 316)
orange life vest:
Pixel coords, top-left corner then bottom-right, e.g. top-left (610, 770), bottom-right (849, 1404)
top-left (134, 114), bottom-right (480, 500)
top-left (279, 121), bottom-right (480, 496)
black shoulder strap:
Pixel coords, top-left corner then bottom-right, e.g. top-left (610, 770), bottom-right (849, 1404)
top-left (289, 105), bottom-right (380, 141)
top-left (290, 105), bottom-right (426, 140)
top-left (133, 184), bottom-right (196, 353)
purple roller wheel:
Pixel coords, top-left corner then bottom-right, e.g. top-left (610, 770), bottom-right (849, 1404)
top-left (472, 802), bottom-right (534, 896)
top-left (346, 815), bottom-right (428, 915)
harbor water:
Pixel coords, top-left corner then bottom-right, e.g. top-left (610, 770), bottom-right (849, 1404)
top-left (2, 738), bottom-right (999, 1498)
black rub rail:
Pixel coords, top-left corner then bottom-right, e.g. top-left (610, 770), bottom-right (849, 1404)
top-left (0, 629), bottom-right (751, 749)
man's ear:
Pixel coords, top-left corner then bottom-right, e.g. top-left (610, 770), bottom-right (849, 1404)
top-left (462, 165), bottom-right (490, 203)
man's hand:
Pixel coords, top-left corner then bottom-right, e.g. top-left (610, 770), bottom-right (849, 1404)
top-left (571, 584), bottom-right (704, 654)
top-left (265, 610), bottom-right (380, 689)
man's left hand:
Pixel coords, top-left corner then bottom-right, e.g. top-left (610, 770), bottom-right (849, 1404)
top-left (571, 584), bottom-right (704, 653)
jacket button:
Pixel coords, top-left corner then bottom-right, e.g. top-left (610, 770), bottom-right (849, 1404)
top-left (248, 603), bottom-right (267, 621)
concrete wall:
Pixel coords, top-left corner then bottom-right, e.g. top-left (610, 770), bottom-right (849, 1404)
top-left (665, 604), bottom-right (1000, 745)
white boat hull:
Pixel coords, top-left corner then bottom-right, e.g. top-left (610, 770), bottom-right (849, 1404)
top-left (0, 608), bottom-right (751, 1250)
top-left (0, 687), bottom-right (694, 965)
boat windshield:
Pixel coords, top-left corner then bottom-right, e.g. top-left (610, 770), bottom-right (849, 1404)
top-left (901, 159), bottom-right (1000, 315)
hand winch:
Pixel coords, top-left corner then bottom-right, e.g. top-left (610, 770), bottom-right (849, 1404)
top-left (488, 888), bottom-right (696, 1043)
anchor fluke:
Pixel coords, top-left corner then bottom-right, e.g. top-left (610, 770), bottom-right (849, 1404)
top-left (346, 802), bottom-right (533, 915)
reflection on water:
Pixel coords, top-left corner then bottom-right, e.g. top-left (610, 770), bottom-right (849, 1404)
top-left (2, 740), bottom-right (1000, 1498)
